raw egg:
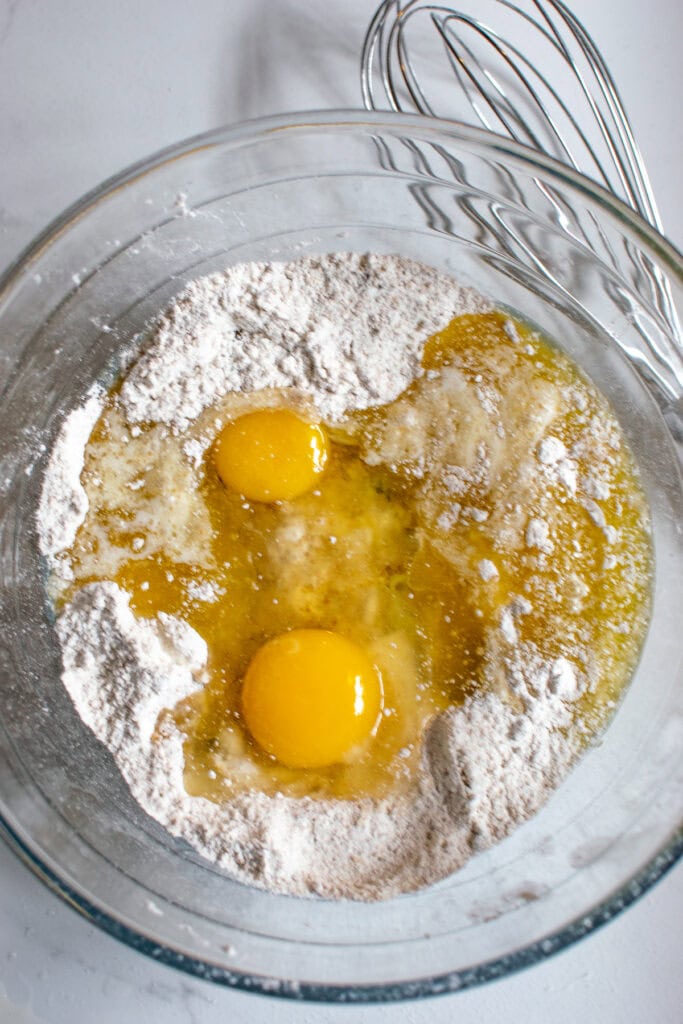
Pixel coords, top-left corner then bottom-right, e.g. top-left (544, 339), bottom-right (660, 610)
top-left (241, 629), bottom-right (383, 768)
top-left (214, 408), bottom-right (328, 502)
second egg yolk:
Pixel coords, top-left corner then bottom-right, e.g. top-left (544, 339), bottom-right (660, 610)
top-left (214, 408), bottom-right (328, 502)
top-left (241, 629), bottom-right (383, 769)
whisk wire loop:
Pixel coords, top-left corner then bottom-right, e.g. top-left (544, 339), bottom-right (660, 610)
top-left (361, 0), bottom-right (662, 227)
top-left (361, 0), bottom-right (679, 340)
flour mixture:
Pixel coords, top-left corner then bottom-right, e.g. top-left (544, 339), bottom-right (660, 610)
top-left (37, 254), bottom-right (652, 900)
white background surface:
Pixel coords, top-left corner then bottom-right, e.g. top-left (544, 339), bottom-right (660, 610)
top-left (0, 1), bottom-right (681, 1021)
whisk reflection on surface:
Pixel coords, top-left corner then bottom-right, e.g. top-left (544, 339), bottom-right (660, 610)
top-left (361, 0), bottom-right (680, 342)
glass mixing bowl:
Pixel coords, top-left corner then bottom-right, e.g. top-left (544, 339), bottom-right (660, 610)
top-left (0, 111), bottom-right (681, 1002)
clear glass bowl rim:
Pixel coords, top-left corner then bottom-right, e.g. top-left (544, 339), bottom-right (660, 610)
top-left (1, 108), bottom-right (682, 1003)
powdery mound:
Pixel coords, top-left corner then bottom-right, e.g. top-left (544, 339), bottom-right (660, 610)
top-left (56, 581), bottom-right (577, 900)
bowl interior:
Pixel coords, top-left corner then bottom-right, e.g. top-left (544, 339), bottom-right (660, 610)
top-left (0, 113), bottom-right (682, 999)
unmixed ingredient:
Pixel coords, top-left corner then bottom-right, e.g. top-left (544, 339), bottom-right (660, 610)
top-left (38, 253), bottom-right (652, 900)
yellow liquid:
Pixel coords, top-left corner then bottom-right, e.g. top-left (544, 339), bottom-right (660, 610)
top-left (63, 312), bottom-right (652, 801)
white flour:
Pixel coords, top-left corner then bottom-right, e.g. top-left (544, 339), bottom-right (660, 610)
top-left (37, 388), bottom-right (103, 563)
top-left (55, 580), bottom-right (577, 900)
top-left (38, 253), bottom-right (595, 900)
top-left (119, 253), bottom-right (486, 431)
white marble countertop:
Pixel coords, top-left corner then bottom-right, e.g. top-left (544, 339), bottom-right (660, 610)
top-left (1, 1), bottom-right (681, 1021)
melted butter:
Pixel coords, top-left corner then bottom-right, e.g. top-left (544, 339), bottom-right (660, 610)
top-left (63, 311), bottom-right (652, 801)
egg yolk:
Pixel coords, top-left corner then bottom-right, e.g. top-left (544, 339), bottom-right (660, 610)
top-left (213, 408), bottom-right (328, 502)
top-left (241, 629), bottom-right (383, 768)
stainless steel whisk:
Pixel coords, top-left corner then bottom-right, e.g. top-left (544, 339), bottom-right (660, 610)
top-left (360, 0), bottom-right (679, 339)
top-left (361, 0), bottom-right (661, 229)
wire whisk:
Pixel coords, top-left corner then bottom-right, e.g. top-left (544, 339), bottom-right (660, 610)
top-left (361, 0), bottom-right (679, 340)
top-left (361, 0), bottom-right (662, 231)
